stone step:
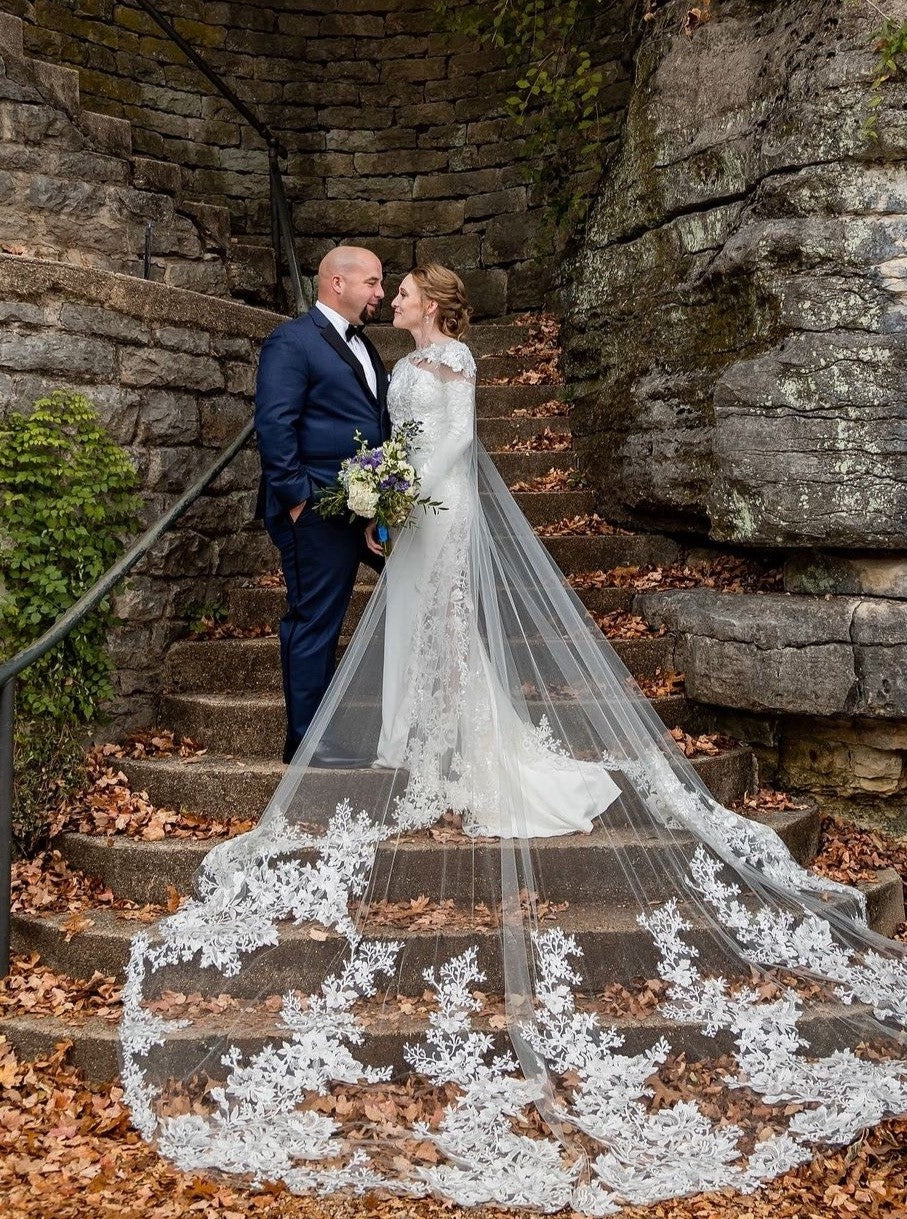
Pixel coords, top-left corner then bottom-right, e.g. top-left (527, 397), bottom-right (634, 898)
top-left (225, 562), bottom-right (635, 633)
top-left (476, 355), bottom-right (555, 382)
top-left (478, 415), bottom-right (571, 448)
top-left (12, 869), bottom-right (900, 998)
top-left (163, 631), bottom-right (677, 698)
top-left (475, 383), bottom-right (565, 417)
top-left (56, 803), bottom-right (821, 908)
top-left (118, 743), bottom-right (756, 823)
top-left (80, 109), bottom-right (132, 158)
top-left (158, 644), bottom-right (679, 751)
top-left (489, 450), bottom-right (575, 484)
top-left (228, 239), bottom-right (277, 302)
top-left (2, 994), bottom-right (874, 1085)
top-left (131, 155), bottom-right (182, 197)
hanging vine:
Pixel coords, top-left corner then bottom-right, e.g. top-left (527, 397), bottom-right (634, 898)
top-left (439, 0), bottom-right (905, 222)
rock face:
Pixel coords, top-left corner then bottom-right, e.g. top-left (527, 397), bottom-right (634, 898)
top-left (637, 587), bottom-right (907, 796)
top-left (564, 0), bottom-right (907, 549)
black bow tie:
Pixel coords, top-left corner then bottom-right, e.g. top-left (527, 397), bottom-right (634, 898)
top-left (345, 323), bottom-right (366, 342)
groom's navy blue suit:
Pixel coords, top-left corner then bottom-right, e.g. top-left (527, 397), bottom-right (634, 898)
top-left (254, 305), bottom-right (391, 762)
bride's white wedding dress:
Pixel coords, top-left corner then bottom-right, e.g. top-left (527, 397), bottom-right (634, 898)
top-left (375, 340), bottom-right (619, 835)
top-left (119, 336), bottom-right (907, 1216)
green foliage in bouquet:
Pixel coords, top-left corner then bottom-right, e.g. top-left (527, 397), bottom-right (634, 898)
top-left (0, 389), bottom-right (142, 854)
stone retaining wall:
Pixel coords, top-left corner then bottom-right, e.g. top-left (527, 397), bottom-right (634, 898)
top-left (0, 254), bottom-right (280, 729)
top-left (2, 0), bottom-right (638, 313)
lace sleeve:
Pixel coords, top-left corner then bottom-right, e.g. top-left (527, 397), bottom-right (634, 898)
top-left (411, 343), bottom-right (476, 498)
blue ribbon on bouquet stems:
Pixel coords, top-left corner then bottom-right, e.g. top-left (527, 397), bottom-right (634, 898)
top-left (377, 522), bottom-right (390, 555)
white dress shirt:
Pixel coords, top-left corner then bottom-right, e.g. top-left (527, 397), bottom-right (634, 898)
top-left (316, 301), bottom-right (378, 397)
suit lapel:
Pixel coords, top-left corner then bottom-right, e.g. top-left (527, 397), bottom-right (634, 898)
top-left (361, 331), bottom-right (389, 414)
top-left (318, 319), bottom-right (377, 404)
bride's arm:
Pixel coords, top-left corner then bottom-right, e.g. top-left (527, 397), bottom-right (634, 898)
top-left (411, 359), bottom-right (476, 499)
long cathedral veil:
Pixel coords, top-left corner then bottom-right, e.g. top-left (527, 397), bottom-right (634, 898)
top-left (120, 348), bottom-right (907, 1216)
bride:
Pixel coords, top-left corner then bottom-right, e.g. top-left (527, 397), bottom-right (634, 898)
top-left (120, 265), bottom-right (907, 1216)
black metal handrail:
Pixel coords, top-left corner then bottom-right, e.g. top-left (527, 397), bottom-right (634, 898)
top-left (0, 420), bottom-right (254, 975)
top-left (132, 0), bottom-right (307, 315)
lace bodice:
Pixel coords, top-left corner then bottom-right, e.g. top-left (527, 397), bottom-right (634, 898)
top-left (387, 340), bottom-right (476, 498)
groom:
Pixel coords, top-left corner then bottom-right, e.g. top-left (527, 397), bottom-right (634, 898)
top-left (254, 246), bottom-right (390, 765)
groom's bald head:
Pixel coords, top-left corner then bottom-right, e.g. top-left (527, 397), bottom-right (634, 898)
top-left (317, 246), bottom-right (384, 324)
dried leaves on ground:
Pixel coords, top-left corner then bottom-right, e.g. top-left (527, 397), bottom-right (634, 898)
top-left (11, 850), bottom-right (163, 924)
top-left (502, 427), bottom-right (571, 453)
top-left (593, 611), bottom-right (667, 640)
top-left (668, 727), bottom-right (739, 758)
top-left (0, 954), bottom-right (121, 1024)
top-left (2, 1033), bottom-right (906, 1219)
top-left (51, 746), bottom-right (254, 843)
top-left (485, 312), bottom-right (562, 385)
top-left (536, 514), bottom-right (631, 538)
top-left (634, 670), bottom-right (686, 699)
top-left (812, 815), bottom-right (907, 890)
top-left (570, 556), bottom-right (784, 594)
top-left (509, 466), bottom-right (579, 493)
top-left (512, 399), bottom-right (568, 418)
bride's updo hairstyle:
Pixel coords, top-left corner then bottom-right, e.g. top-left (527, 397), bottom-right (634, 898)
top-left (410, 262), bottom-right (472, 338)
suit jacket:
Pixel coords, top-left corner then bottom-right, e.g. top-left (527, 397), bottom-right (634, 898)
top-left (253, 305), bottom-right (392, 520)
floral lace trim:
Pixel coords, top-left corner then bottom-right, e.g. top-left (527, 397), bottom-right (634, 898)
top-left (402, 339), bottom-right (476, 379)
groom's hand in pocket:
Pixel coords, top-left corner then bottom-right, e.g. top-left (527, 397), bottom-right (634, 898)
top-left (289, 500), bottom-right (307, 523)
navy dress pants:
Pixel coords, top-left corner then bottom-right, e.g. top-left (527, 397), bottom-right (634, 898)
top-left (265, 504), bottom-right (383, 763)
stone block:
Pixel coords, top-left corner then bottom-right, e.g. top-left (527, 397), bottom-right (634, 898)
top-left (153, 326), bottom-right (212, 355)
top-left (119, 347), bottom-right (224, 391)
top-left (464, 187), bottom-right (527, 222)
top-left (293, 199), bottom-right (380, 236)
top-left (134, 391), bottom-right (201, 446)
top-left (779, 717), bottom-right (907, 797)
top-left (326, 176), bottom-right (413, 202)
top-left (198, 392), bottom-right (251, 441)
top-left (224, 360), bottom-right (256, 395)
top-left (415, 234), bottom-right (481, 268)
top-left (414, 169), bottom-right (505, 201)
top-left (58, 303), bottom-right (147, 343)
top-left (379, 200), bottom-right (464, 238)
top-left (458, 268), bottom-right (508, 319)
top-left (0, 329), bottom-right (117, 377)
top-left (353, 149), bottom-right (447, 176)
top-left (683, 635), bottom-right (857, 718)
top-left (0, 300), bottom-right (49, 325)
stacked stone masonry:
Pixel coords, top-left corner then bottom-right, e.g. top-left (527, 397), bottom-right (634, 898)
top-left (0, 253), bottom-right (280, 727)
top-left (1, 0), bottom-right (638, 313)
top-left (0, 11), bottom-right (234, 294)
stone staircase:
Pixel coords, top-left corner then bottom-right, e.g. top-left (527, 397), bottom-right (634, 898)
top-left (6, 315), bottom-right (904, 1084)
top-left (0, 11), bottom-right (267, 299)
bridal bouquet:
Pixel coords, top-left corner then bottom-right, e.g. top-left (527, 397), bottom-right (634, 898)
top-left (314, 419), bottom-right (444, 547)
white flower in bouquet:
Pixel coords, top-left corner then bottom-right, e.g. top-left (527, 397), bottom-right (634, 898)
top-left (347, 481), bottom-right (379, 517)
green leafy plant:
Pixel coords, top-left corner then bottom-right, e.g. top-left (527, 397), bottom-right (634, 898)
top-left (0, 389), bottom-right (141, 853)
top-left (865, 12), bottom-right (907, 140)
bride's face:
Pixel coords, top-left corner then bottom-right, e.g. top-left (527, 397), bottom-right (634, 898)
top-left (391, 274), bottom-right (431, 333)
